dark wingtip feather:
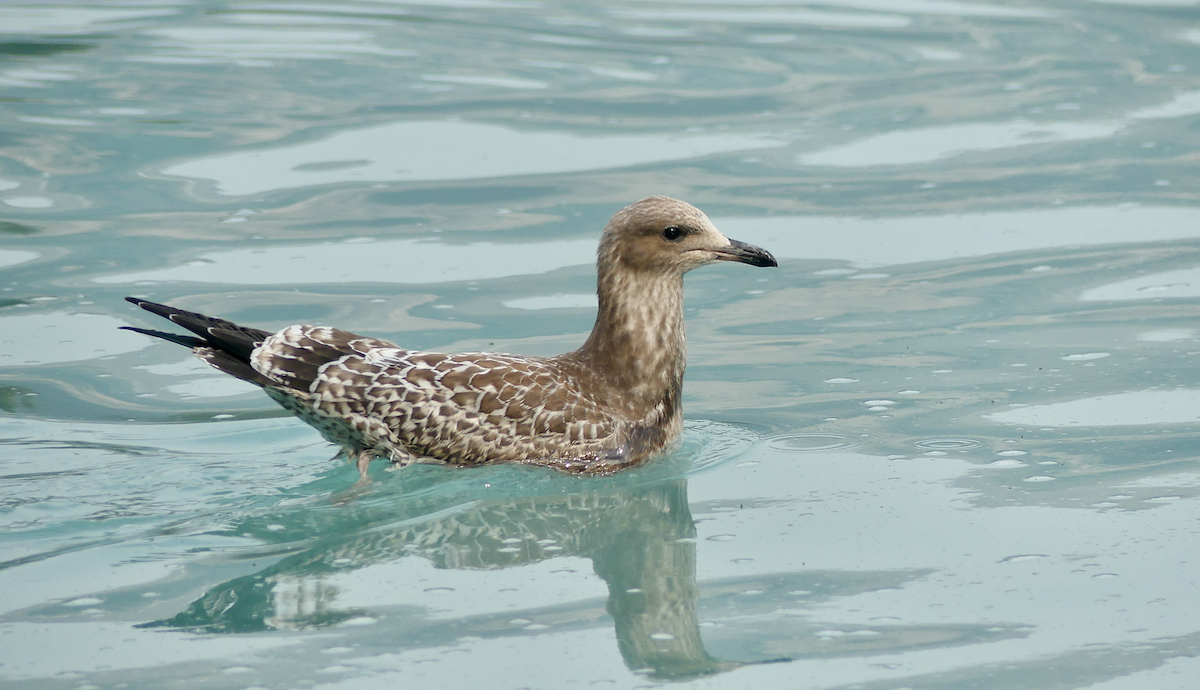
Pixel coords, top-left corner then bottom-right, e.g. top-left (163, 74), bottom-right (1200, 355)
top-left (120, 326), bottom-right (208, 349)
top-left (123, 296), bottom-right (273, 355)
top-left (196, 348), bottom-right (272, 387)
top-left (121, 300), bottom-right (273, 389)
top-left (125, 296), bottom-right (198, 324)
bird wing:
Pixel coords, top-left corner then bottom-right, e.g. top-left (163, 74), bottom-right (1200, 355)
top-left (251, 325), bottom-right (621, 465)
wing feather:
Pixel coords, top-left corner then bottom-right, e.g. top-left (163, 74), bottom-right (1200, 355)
top-left (250, 325), bottom-right (620, 465)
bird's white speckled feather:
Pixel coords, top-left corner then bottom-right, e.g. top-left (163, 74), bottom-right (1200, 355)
top-left (241, 324), bottom-right (622, 472)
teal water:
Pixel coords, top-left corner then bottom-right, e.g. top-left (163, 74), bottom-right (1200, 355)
top-left (3, 0), bottom-right (1200, 687)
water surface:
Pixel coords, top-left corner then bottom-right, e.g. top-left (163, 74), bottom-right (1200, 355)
top-left (3, 0), bottom-right (1200, 688)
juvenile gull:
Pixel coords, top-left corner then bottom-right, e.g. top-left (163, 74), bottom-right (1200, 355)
top-left (123, 196), bottom-right (777, 476)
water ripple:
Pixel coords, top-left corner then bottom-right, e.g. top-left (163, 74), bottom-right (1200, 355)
top-left (767, 433), bottom-right (861, 452)
top-left (914, 438), bottom-right (982, 451)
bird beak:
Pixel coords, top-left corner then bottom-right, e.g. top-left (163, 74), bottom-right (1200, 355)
top-left (710, 238), bottom-right (778, 268)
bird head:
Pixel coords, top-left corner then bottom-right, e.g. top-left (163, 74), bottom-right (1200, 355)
top-left (598, 196), bottom-right (777, 277)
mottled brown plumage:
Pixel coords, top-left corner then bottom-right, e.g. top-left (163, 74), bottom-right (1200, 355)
top-left (123, 196), bottom-right (776, 476)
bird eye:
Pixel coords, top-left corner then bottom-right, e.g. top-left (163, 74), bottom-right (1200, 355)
top-left (662, 226), bottom-right (684, 241)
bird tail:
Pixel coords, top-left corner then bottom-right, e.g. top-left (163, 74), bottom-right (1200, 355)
top-left (122, 297), bottom-right (275, 387)
top-left (120, 326), bottom-right (207, 349)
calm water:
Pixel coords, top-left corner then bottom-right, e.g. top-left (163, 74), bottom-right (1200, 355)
top-left (3, 0), bottom-right (1200, 688)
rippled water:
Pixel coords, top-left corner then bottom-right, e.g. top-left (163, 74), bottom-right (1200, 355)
top-left (3, 0), bottom-right (1200, 688)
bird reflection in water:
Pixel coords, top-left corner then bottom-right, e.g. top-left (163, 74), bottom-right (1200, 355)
top-left (143, 463), bottom-right (1018, 679)
top-left (148, 477), bottom-right (729, 678)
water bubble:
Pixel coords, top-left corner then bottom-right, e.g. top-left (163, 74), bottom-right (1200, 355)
top-left (997, 450), bottom-right (1028, 457)
top-left (650, 633), bottom-right (675, 640)
top-left (1000, 554), bottom-right (1047, 563)
top-left (1062, 352), bottom-right (1110, 361)
top-left (988, 459), bottom-right (1027, 468)
top-left (1024, 475), bottom-right (1055, 482)
top-left (63, 597), bottom-right (103, 607)
top-left (707, 534), bottom-right (737, 542)
top-left (340, 616), bottom-right (378, 627)
top-left (824, 377), bottom-right (859, 383)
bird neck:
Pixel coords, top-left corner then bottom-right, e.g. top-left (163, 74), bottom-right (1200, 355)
top-left (571, 264), bottom-right (687, 420)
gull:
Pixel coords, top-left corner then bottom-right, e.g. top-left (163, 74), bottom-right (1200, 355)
top-left (123, 196), bottom-right (777, 476)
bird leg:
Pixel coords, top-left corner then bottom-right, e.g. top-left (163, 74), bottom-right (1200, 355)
top-left (355, 449), bottom-right (374, 478)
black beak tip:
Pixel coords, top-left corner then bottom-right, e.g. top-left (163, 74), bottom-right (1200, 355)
top-left (725, 238), bottom-right (778, 268)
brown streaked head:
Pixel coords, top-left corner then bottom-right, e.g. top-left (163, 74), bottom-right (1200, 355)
top-left (598, 196), bottom-right (777, 276)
